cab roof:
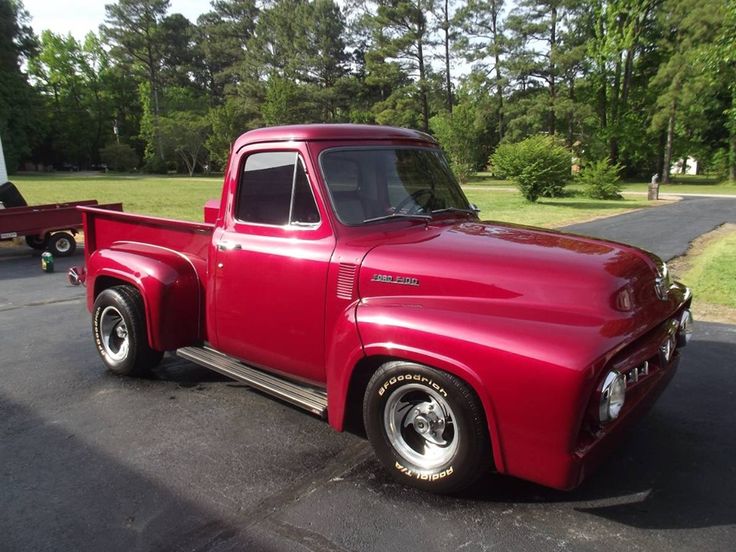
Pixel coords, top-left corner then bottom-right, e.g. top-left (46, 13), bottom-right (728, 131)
top-left (233, 124), bottom-right (437, 149)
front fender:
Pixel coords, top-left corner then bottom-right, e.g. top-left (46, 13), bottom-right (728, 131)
top-left (87, 243), bottom-right (204, 351)
top-left (353, 296), bottom-right (623, 482)
top-left (322, 299), bottom-right (508, 473)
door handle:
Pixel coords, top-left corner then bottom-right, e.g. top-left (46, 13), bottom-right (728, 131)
top-left (216, 240), bottom-right (242, 251)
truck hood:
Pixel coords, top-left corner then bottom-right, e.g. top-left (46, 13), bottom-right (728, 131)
top-left (357, 220), bottom-right (673, 327)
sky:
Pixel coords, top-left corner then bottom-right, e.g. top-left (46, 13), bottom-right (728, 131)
top-left (22, 0), bottom-right (215, 39)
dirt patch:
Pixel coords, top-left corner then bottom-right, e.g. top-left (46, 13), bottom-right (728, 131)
top-left (0, 237), bottom-right (24, 249)
top-left (668, 223), bottom-right (736, 324)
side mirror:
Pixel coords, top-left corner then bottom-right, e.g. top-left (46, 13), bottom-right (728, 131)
top-left (470, 203), bottom-right (480, 213)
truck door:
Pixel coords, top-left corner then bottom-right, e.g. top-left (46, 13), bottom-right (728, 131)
top-left (213, 145), bottom-right (335, 384)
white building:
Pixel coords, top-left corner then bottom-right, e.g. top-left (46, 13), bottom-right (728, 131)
top-left (0, 134), bottom-right (8, 183)
top-left (671, 156), bottom-right (698, 176)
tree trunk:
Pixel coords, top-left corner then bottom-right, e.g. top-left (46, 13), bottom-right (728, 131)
top-left (620, 47), bottom-right (634, 112)
top-left (731, 89), bottom-right (736, 182)
top-left (609, 54), bottom-right (622, 162)
top-left (567, 77), bottom-right (575, 147)
top-left (492, 2), bottom-right (504, 141)
top-left (656, 130), bottom-right (666, 180)
top-left (145, 31), bottom-right (164, 161)
top-left (549, 6), bottom-right (557, 135)
top-left (663, 106), bottom-right (676, 184)
top-left (444, 0), bottom-right (452, 112)
top-left (417, 38), bottom-right (429, 131)
top-left (597, 74), bottom-right (607, 129)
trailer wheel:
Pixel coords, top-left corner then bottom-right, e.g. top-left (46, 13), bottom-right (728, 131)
top-left (25, 234), bottom-right (50, 250)
top-left (92, 286), bottom-right (163, 376)
top-left (48, 232), bottom-right (77, 257)
top-left (363, 361), bottom-right (491, 494)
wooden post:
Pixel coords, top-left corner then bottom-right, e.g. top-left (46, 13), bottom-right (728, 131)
top-left (648, 173), bottom-right (660, 200)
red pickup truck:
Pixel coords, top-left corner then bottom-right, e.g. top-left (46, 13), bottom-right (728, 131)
top-left (76, 124), bottom-right (693, 493)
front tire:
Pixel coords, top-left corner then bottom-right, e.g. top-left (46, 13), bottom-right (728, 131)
top-left (92, 286), bottom-right (163, 376)
top-left (363, 361), bottom-right (491, 494)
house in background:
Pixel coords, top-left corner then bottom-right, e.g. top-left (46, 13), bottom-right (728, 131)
top-left (671, 156), bottom-right (698, 175)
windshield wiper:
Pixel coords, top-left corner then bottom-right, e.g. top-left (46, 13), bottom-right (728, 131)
top-left (430, 207), bottom-right (478, 217)
top-left (362, 213), bottom-right (432, 224)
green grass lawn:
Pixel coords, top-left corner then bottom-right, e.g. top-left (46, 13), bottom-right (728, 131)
top-left (465, 189), bottom-right (654, 227)
top-left (12, 172), bottom-right (654, 228)
top-left (14, 173), bottom-right (223, 221)
top-left (681, 227), bottom-right (736, 310)
top-left (469, 172), bottom-right (736, 195)
top-left (620, 177), bottom-right (736, 195)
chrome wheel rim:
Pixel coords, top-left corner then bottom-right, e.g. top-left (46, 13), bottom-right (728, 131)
top-left (384, 383), bottom-right (458, 470)
top-left (99, 306), bottom-right (129, 362)
top-left (55, 237), bottom-right (72, 253)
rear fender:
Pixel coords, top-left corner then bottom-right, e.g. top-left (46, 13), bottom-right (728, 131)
top-left (88, 244), bottom-right (203, 351)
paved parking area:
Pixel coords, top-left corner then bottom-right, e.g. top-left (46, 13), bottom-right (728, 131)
top-left (2, 198), bottom-right (736, 551)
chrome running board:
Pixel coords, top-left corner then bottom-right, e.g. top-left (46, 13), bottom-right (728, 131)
top-left (176, 346), bottom-right (327, 418)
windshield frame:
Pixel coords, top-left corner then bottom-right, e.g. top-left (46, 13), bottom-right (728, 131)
top-left (317, 145), bottom-right (473, 227)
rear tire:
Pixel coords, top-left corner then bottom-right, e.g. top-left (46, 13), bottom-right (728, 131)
top-left (92, 286), bottom-right (163, 376)
top-left (48, 232), bottom-right (76, 257)
top-left (25, 233), bottom-right (50, 250)
top-left (363, 361), bottom-right (491, 494)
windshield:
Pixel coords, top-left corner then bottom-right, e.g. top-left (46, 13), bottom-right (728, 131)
top-left (320, 147), bottom-right (473, 225)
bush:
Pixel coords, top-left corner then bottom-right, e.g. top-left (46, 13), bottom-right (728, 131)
top-left (490, 135), bottom-right (570, 201)
top-left (99, 143), bottom-right (138, 172)
top-left (578, 158), bottom-right (624, 200)
top-left (707, 148), bottom-right (730, 179)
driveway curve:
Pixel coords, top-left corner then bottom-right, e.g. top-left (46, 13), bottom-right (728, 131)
top-left (564, 196), bottom-right (736, 260)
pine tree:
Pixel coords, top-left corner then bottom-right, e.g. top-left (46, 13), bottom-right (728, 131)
top-left (102, 0), bottom-right (171, 162)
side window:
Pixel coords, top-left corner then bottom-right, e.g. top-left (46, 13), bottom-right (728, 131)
top-left (237, 152), bottom-right (320, 226)
top-left (290, 160), bottom-right (321, 224)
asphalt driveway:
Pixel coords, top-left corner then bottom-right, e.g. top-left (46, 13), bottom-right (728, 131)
top-left (1, 196), bottom-right (735, 552)
top-left (564, 195), bottom-right (736, 260)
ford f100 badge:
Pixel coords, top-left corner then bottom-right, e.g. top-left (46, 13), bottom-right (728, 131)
top-left (372, 274), bottom-right (420, 286)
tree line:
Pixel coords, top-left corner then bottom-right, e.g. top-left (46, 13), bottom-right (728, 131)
top-left (1, 0), bottom-right (734, 182)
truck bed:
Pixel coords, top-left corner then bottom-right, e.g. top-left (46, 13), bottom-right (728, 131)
top-left (80, 205), bottom-right (214, 281)
top-left (0, 200), bottom-right (104, 238)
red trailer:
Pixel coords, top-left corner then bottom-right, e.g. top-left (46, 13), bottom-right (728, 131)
top-left (0, 199), bottom-right (122, 256)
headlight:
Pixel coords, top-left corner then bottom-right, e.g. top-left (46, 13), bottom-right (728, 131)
top-left (598, 370), bottom-right (626, 423)
top-left (677, 309), bottom-right (694, 347)
top-left (655, 261), bottom-right (672, 300)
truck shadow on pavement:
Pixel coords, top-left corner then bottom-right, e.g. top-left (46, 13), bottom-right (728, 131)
top-left (150, 354), bottom-right (233, 386)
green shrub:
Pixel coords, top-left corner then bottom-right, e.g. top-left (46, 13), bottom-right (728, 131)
top-left (707, 148), bottom-right (730, 179)
top-left (99, 143), bottom-right (139, 172)
top-left (578, 158), bottom-right (624, 200)
top-left (490, 135), bottom-right (570, 201)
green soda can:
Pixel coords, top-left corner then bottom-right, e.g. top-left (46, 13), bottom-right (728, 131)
top-left (41, 251), bottom-right (54, 273)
